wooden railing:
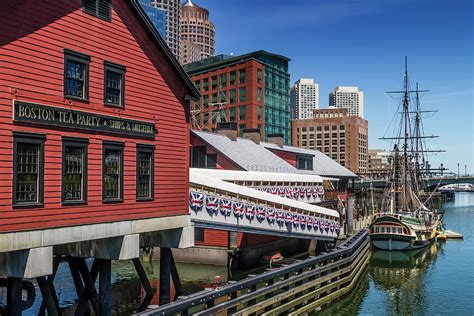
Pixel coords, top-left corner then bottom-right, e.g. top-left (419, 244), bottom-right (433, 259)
top-left (138, 230), bottom-right (370, 316)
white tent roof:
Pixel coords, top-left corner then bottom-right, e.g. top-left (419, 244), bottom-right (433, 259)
top-left (190, 168), bottom-right (324, 183)
top-left (190, 171), bottom-right (339, 219)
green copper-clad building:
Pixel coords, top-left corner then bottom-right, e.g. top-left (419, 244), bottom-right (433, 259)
top-left (184, 50), bottom-right (291, 144)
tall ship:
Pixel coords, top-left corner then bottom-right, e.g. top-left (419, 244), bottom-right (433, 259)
top-left (369, 58), bottom-right (442, 251)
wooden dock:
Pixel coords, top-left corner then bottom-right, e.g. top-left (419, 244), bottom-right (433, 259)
top-left (138, 230), bottom-right (370, 315)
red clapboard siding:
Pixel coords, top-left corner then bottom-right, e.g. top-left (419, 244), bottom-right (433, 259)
top-left (0, 0), bottom-right (192, 233)
top-left (194, 229), bottom-right (228, 248)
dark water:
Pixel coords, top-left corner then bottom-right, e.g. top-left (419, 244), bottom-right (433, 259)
top-left (318, 192), bottom-right (474, 316)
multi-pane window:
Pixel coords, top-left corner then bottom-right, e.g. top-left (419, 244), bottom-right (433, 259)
top-left (103, 142), bottom-right (124, 202)
top-left (211, 76), bottom-right (217, 90)
top-left (229, 107), bottom-right (236, 121)
top-left (203, 78), bottom-right (209, 91)
top-left (239, 69), bottom-right (246, 84)
top-left (104, 62), bottom-right (126, 107)
top-left (195, 80), bottom-right (200, 91)
top-left (136, 145), bottom-right (154, 201)
top-left (64, 50), bottom-right (90, 100)
top-left (229, 89), bottom-right (236, 104)
top-left (296, 155), bottom-right (313, 170)
top-left (220, 73), bottom-right (226, 87)
top-left (239, 106), bottom-right (246, 120)
top-left (13, 133), bottom-right (45, 206)
top-left (62, 138), bottom-right (88, 204)
top-left (257, 87), bottom-right (262, 102)
top-left (239, 87), bottom-right (246, 102)
top-left (229, 71), bottom-right (236, 86)
top-left (190, 146), bottom-right (216, 169)
top-left (257, 69), bottom-right (263, 84)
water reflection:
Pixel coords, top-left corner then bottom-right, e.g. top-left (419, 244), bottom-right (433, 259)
top-left (369, 243), bottom-right (440, 315)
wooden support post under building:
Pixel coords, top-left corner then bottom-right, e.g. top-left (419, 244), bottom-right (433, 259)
top-left (6, 277), bottom-right (22, 316)
top-left (37, 277), bottom-right (59, 316)
top-left (159, 247), bottom-right (172, 305)
top-left (170, 250), bottom-right (183, 298)
top-left (132, 258), bottom-right (155, 312)
top-left (39, 257), bottom-right (61, 316)
top-left (98, 259), bottom-right (112, 316)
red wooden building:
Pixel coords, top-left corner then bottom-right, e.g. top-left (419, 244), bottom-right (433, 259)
top-left (0, 0), bottom-right (198, 233)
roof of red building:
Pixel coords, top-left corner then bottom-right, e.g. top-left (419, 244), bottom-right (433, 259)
top-left (128, 0), bottom-right (200, 100)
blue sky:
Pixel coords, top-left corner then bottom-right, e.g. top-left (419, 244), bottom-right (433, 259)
top-left (195, 0), bottom-right (473, 174)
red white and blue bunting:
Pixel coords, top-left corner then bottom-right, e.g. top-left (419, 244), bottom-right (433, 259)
top-left (189, 192), bottom-right (204, 212)
top-left (189, 192), bottom-right (338, 236)
top-left (246, 204), bottom-right (256, 220)
top-left (233, 202), bottom-right (245, 218)
top-left (254, 186), bottom-right (325, 201)
top-left (220, 198), bottom-right (232, 216)
top-left (205, 195), bottom-right (219, 214)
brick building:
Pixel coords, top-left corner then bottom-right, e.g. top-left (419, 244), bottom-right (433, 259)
top-left (184, 51), bottom-right (291, 144)
top-left (368, 149), bottom-right (391, 179)
top-left (291, 108), bottom-right (368, 174)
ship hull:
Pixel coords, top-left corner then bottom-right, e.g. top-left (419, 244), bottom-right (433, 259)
top-left (369, 213), bottom-right (437, 251)
top-left (371, 235), bottom-right (434, 251)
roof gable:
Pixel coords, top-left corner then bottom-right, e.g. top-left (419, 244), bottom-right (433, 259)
top-left (127, 0), bottom-right (199, 100)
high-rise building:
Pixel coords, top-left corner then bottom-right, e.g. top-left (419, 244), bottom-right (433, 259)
top-left (180, 0), bottom-right (215, 64)
top-left (291, 107), bottom-right (369, 174)
top-left (150, 0), bottom-right (180, 59)
top-left (368, 149), bottom-right (391, 179)
top-left (139, 0), bottom-right (167, 39)
top-left (290, 78), bottom-right (319, 119)
top-left (184, 51), bottom-right (291, 144)
top-left (329, 86), bottom-right (364, 118)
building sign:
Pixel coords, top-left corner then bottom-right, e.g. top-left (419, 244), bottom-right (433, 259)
top-left (13, 101), bottom-right (156, 138)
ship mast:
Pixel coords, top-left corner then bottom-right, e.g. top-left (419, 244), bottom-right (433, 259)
top-left (402, 57), bottom-right (410, 211)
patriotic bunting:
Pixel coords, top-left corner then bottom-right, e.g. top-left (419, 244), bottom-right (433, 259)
top-left (266, 208), bottom-right (276, 223)
top-left (233, 202), bottom-right (245, 218)
top-left (257, 206), bottom-right (266, 220)
top-left (278, 187), bottom-right (286, 197)
top-left (190, 190), bottom-right (335, 235)
top-left (313, 218), bottom-right (320, 230)
top-left (323, 220), bottom-right (330, 231)
top-left (205, 196), bottom-right (219, 214)
top-left (276, 210), bottom-right (285, 224)
top-left (220, 198), bottom-right (232, 216)
top-left (300, 215), bottom-right (307, 228)
top-left (292, 213), bottom-right (300, 227)
top-left (299, 187), bottom-right (306, 198)
top-left (189, 192), bottom-right (204, 212)
top-left (246, 204), bottom-right (255, 220)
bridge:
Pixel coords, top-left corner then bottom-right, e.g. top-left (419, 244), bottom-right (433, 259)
top-left (355, 176), bottom-right (474, 191)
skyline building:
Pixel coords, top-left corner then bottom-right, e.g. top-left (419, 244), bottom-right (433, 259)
top-left (180, 0), bottom-right (216, 64)
top-left (184, 51), bottom-right (292, 144)
top-left (368, 149), bottom-right (391, 179)
top-left (150, 0), bottom-right (181, 59)
top-left (291, 107), bottom-right (368, 174)
top-left (139, 0), bottom-right (167, 39)
top-left (290, 78), bottom-right (319, 119)
top-left (329, 86), bottom-right (364, 118)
